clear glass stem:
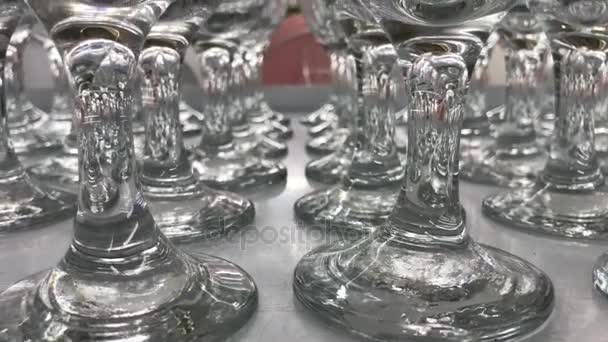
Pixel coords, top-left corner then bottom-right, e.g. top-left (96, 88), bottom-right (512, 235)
top-left (328, 45), bottom-right (356, 131)
top-left (65, 39), bottom-right (158, 261)
top-left (540, 36), bottom-right (605, 190)
top-left (140, 46), bottom-right (191, 183)
top-left (41, 35), bottom-right (73, 121)
top-left (493, 39), bottom-right (544, 154)
top-left (387, 52), bottom-right (468, 245)
top-left (196, 43), bottom-right (234, 148)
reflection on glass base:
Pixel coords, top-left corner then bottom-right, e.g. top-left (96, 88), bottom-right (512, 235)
top-left (294, 186), bottom-right (399, 234)
top-left (300, 103), bottom-right (337, 126)
top-left (593, 252), bottom-right (608, 296)
top-left (0, 174), bottom-right (75, 232)
top-left (190, 145), bottom-right (287, 191)
top-left (306, 129), bottom-right (349, 156)
top-left (293, 233), bottom-right (554, 342)
top-left (483, 184), bottom-right (608, 240)
top-left (10, 105), bottom-right (62, 154)
top-left (0, 251), bottom-right (257, 341)
top-left (305, 151), bottom-right (351, 185)
top-left (248, 119), bottom-right (293, 141)
top-left (259, 102), bottom-right (290, 126)
top-left (144, 182), bottom-right (255, 243)
top-left (308, 120), bottom-right (336, 138)
top-left (460, 146), bottom-right (547, 188)
top-left (179, 101), bottom-right (204, 135)
top-left (232, 129), bottom-right (288, 159)
top-left (27, 152), bottom-right (79, 194)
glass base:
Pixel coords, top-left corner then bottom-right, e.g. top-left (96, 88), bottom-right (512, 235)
top-left (248, 119), bottom-right (293, 141)
top-left (483, 183), bottom-right (608, 240)
top-left (143, 181), bottom-right (255, 243)
top-left (259, 102), bottom-right (290, 126)
top-left (294, 186), bottom-right (399, 233)
top-left (293, 232), bottom-right (554, 342)
top-left (179, 101), bottom-right (204, 135)
top-left (305, 151), bottom-right (351, 185)
top-left (308, 120), bottom-right (337, 138)
top-left (190, 144), bottom-right (287, 191)
top-left (9, 105), bottom-right (62, 154)
top-left (232, 128), bottom-right (288, 159)
top-left (460, 145), bottom-right (547, 188)
top-left (300, 103), bottom-right (337, 126)
top-left (593, 251), bottom-right (608, 296)
top-left (0, 173), bottom-right (75, 232)
top-left (0, 251), bottom-right (257, 341)
top-left (26, 152), bottom-right (79, 194)
top-left (306, 129), bottom-right (349, 156)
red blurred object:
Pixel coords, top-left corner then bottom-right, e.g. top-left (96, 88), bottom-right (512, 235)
top-left (262, 15), bottom-right (331, 85)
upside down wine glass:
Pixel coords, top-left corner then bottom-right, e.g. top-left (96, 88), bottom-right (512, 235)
top-left (483, 0), bottom-right (608, 240)
top-left (0, 2), bottom-right (75, 232)
top-left (293, 0), bottom-right (555, 340)
top-left (295, 0), bottom-right (404, 233)
top-left (189, 0), bottom-right (288, 191)
top-left (0, 1), bottom-right (257, 340)
top-left (460, 4), bottom-right (550, 187)
top-left (300, 1), bottom-right (403, 187)
top-left (139, 2), bottom-right (255, 242)
top-left (5, 14), bottom-right (62, 154)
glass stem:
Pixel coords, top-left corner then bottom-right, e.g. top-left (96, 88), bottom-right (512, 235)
top-left (387, 53), bottom-right (468, 246)
top-left (493, 41), bottom-right (543, 154)
top-left (139, 46), bottom-right (191, 183)
top-left (64, 39), bottom-right (160, 261)
top-left (5, 16), bottom-right (35, 127)
top-left (328, 45), bottom-right (356, 131)
top-left (540, 39), bottom-right (605, 190)
top-left (43, 37), bottom-right (73, 121)
top-left (196, 44), bottom-right (234, 149)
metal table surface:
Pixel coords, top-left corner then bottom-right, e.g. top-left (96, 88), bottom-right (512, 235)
top-left (0, 86), bottom-right (606, 342)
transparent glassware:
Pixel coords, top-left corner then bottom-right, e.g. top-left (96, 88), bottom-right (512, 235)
top-left (0, 4), bottom-right (75, 233)
top-left (139, 11), bottom-right (255, 242)
top-left (5, 14), bottom-right (62, 154)
top-left (460, 4), bottom-right (550, 188)
top-left (27, 38), bottom-right (80, 194)
top-left (188, 0), bottom-right (289, 191)
top-left (293, 1), bottom-right (555, 341)
top-left (594, 251), bottom-right (608, 296)
top-left (0, 1), bottom-right (257, 340)
top-left (295, 3), bottom-right (404, 233)
top-left (483, 1), bottom-right (608, 240)
top-left (228, 46), bottom-right (289, 159)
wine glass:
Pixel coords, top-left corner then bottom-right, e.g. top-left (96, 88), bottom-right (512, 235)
top-left (0, 3), bottom-right (75, 233)
top-left (189, 0), bottom-right (288, 191)
top-left (5, 14), bottom-right (62, 154)
top-left (293, 0), bottom-right (555, 340)
top-left (0, 1), bottom-right (257, 340)
top-left (295, 0), bottom-right (404, 232)
top-left (460, 3), bottom-right (550, 187)
top-left (483, 0), bottom-right (608, 240)
top-left (138, 1), bottom-right (255, 242)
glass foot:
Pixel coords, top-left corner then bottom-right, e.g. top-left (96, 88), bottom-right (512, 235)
top-left (460, 145), bottom-right (547, 188)
top-left (300, 103), bottom-right (337, 126)
top-left (483, 182), bottom-right (608, 240)
top-left (306, 129), bottom-right (349, 155)
top-left (593, 251), bottom-right (608, 296)
top-left (143, 181), bottom-right (255, 243)
top-left (179, 101), bottom-right (204, 135)
top-left (26, 152), bottom-right (79, 194)
top-left (190, 144), bottom-right (287, 191)
top-left (305, 151), bottom-right (351, 185)
top-left (0, 173), bottom-right (75, 232)
top-left (249, 119), bottom-right (293, 141)
top-left (308, 120), bottom-right (337, 138)
top-left (293, 232), bottom-right (554, 342)
top-left (294, 186), bottom-right (399, 233)
top-left (232, 129), bottom-right (288, 159)
top-left (9, 105), bottom-right (62, 154)
top-left (0, 250), bottom-right (257, 341)
top-left (259, 102), bottom-right (290, 126)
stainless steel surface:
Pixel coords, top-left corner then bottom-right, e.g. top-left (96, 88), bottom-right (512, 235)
top-left (2, 86), bottom-right (606, 342)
